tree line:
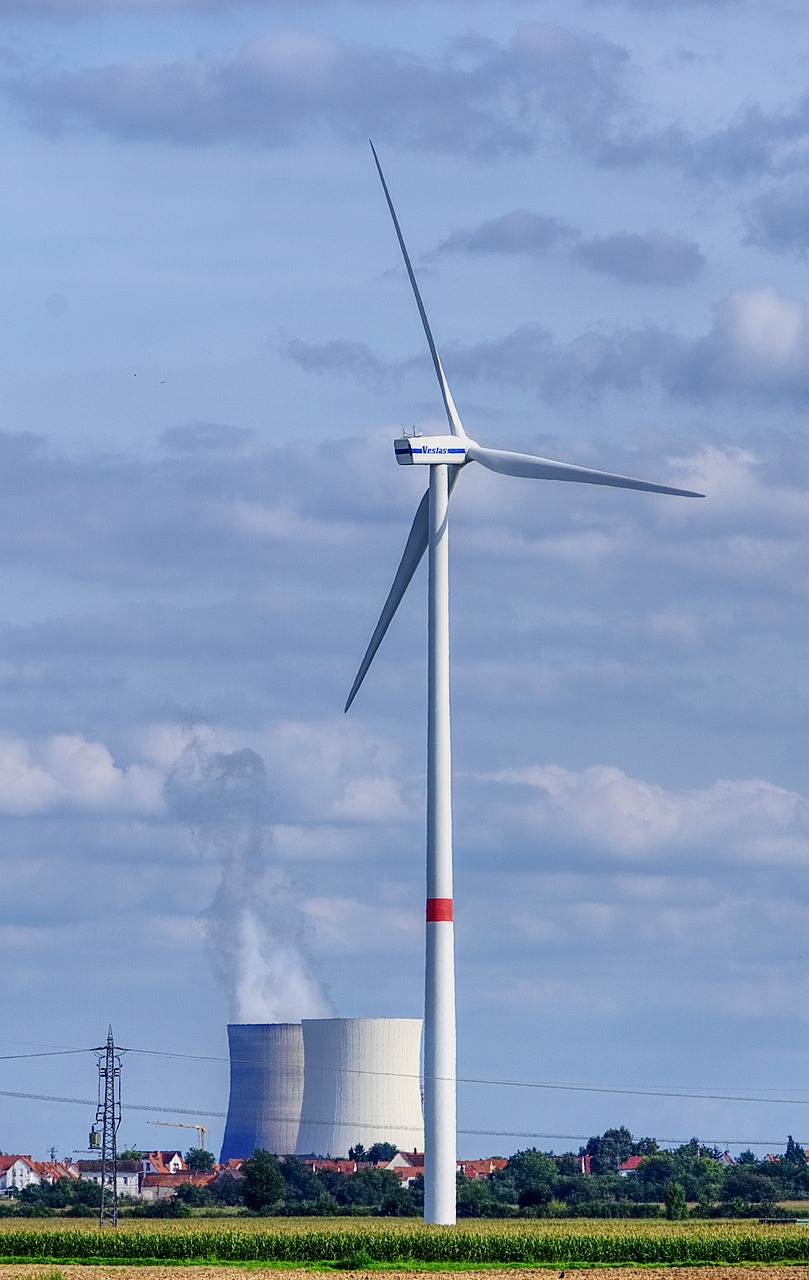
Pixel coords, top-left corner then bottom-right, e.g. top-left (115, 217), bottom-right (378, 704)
top-left (5, 1129), bottom-right (809, 1218)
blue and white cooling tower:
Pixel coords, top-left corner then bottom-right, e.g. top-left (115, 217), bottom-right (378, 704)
top-left (295, 1018), bottom-right (424, 1158)
top-left (220, 1018), bottom-right (423, 1160)
top-left (219, 1022), bottom-right (305, 1161)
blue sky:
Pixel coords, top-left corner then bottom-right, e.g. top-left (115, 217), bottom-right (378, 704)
top-left (5, 0), bottom-right (809, 1164)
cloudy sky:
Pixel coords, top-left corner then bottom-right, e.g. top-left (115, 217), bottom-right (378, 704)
top-left (5, 0), bottom-right (809, 1164)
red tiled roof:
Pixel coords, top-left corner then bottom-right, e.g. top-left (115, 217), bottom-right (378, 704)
top-left (32, 1159), bottom-right (78, 1182)
top-left (0, 1155), bottom-right (38, 1176)
top-left (399, 1151), bottom-right (424, 1168)
top-left (619, 1155), bottom-right (644, 1173)
top-left (142, 1171), bottom-right (215, 1188)
top-left (457, 1157), bottom-right (508, 1180)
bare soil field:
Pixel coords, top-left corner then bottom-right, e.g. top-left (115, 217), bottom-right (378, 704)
top-left (2, 1268), bottom-right (809, 1279)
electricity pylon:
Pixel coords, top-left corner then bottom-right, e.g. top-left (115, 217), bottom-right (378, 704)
top-left (93, 1026), bottom-right (122, 1227)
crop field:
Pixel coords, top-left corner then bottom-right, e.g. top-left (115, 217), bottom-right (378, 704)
top-left (3, 1218), bottom-right (809, 1268)
top-left (4, 1270), bottom-right (809, 1280)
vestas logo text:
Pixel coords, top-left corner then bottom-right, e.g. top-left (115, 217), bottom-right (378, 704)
top-left (413, 447), bottom-right (465, 455)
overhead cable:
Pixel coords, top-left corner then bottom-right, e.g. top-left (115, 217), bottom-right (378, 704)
top-left (6, 1039), bottom-right (809, 1110)
top-left (0, 1088), bottom-right (793, 1148)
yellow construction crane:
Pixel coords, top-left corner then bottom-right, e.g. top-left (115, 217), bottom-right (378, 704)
top-left (147, 1119), bottom-right (208, 1151)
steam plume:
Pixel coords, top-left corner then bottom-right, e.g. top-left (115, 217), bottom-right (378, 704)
top-left (166, 733), bottom-right (332, 1023)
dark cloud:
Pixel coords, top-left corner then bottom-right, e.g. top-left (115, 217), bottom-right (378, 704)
top-left (448, 321), bottom-right (682, 399)
top-left (745, 179), bottom-right (809, 258)
top-left (1, 23), bottom-right (629, 158)
top-left (5, 15), bottom-right (808, 183)
top-left (287, 282), bottom-right (809, 404)
top-left (573, 230), bottom-right (705, 286)
top-left (687, 93), bottom-right (809, 182)
top-left (434, 210), bottom-right (578, 257)
top-left (621, 0), bottom-right (743, 8)
top-left (433, 211), bottom-right (704, 287)
top-left (587, 88), bottom-right (809, 184)
top-left (0, 0), bottom-right (291, 13)
top-left (161, 421), bottom-right (260, 454)
top-left (676, 287), bottom-right (809, 398)
top-left (285, 337), bottom-right (388, 385)
top-left (454, 290), bottom-right (809, 401)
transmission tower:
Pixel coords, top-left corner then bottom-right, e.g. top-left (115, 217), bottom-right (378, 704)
top-left (93, 1026), bottom-right (122, 1227)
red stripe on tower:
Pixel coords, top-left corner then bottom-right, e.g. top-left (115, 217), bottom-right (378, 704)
top-left (426, 898), bottom-right (453, 922)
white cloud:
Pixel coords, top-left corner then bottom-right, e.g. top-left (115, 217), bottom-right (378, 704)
top-left (479, 763), bottom-right (809, 863)
top-left (0, 734), bottom-right (164, 815)
top-left (302, 894), bottom-right (420, 953)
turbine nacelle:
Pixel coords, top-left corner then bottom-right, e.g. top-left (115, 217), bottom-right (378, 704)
top-left (395, 434), bottom-right (468, 466)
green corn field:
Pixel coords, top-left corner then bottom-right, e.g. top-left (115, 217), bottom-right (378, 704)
top-left (2, 1217), bottom-right (809, 1265)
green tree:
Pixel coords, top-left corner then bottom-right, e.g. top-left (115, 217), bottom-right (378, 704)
top-left (348, 1144), bottom-right (366, 1161)
top-left (210, 1171), bottom-right (243, 1206)
top-left (365, 1142), bottom-right (399, 1164)
top-left (632, 1152), bottom-right (676, 1200)
top-left (499, 1149), bottom-right (558, 1210)
top-left (19, 1183), bottom-right (64, 1210)
top-left (240, 1149), bottom-right (285, 1212)
top-left (185, 1147), bottom-right (215, 1171)
top-left (71, 1178), bottom-right (103, 1207)
top-left (456, 1174), bottom-right (499, 1218)
top-left (334, 1166), bottom-right (403, 1208)
top-left (633, 1137), bottom-right (659, 1157)
top-left (784, 1136), bottom-right (807, 1165)
top-left (737, 1150), bottom-right (759, 1164)
top-left (278, 1155), bottom-right (320, 1205)
top-left (175, 1181), bottom-right (214, 1206)
top-left (665, 1181), bottom-right (687, 1219)
top-left (670, 1148), bottom-right (723, 1204)
top-left (137, 1196), bottom-right (192, 1217)
top-left (118, 1148), bottom-right (145, 1160)
top-left (722, 1167), bottom-right (780, 1204)
top-left (585, 1128), bottom-right (635, 1174)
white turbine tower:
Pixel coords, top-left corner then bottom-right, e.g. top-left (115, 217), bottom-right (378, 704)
top-left (346, 144), bottom-right (704, 1227)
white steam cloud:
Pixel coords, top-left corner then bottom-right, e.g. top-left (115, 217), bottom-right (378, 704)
top-left (166, 734), bottom-right (332, 1023)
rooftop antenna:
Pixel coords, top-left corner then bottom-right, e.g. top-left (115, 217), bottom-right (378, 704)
top-left (346, 142), bottom-right (704, 1226)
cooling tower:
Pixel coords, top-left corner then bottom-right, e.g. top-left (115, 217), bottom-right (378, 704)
top-left (295, 1017), bottom-right (424, 1158)
top-left (220, 1023), bottom-right (304, 1160)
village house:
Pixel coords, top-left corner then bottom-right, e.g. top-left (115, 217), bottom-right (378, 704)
top-left (76, 1159), bottom-right (142, 1198)
top-left (0, 1156), bottom-right (42, 1196)
top-left (457, 1157), bottom-right (508, 1181)
top-left (140, 1150), bottom-right (187, 1176)
top-left (0, 1155), bottom-right (80, 1196)
top-left (140, 1171), bottom-right (217, 1202)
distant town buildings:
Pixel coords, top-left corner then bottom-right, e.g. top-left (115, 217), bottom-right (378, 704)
top-left (0, 1145), bottom-right (755, 1202)
top-left (0, 1147), bottom-right (514, 1200)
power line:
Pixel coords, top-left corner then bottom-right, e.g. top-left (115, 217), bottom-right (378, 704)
top-left (0, 1088), bottom-right (792, 1148)
top-left (8, 1039), bottom-right (809, 1109)
top-left (0, 1050), bottom-right (92, 1062)
top-left (0, 1089), bottom-right (222, 1117)
top-left (121, 1047), bottom-right (809, 1107)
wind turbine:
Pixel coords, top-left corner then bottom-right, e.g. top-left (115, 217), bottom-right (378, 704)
top-left (346, 143), bottom-right (704, 1226)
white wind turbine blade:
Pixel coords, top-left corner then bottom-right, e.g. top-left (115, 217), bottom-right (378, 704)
top-left (370, 141), bottom-right (467, 440)
top-left (345, 470), bottom-right (462, 712)
top-left (466, 443), bottom-right (704, 498)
